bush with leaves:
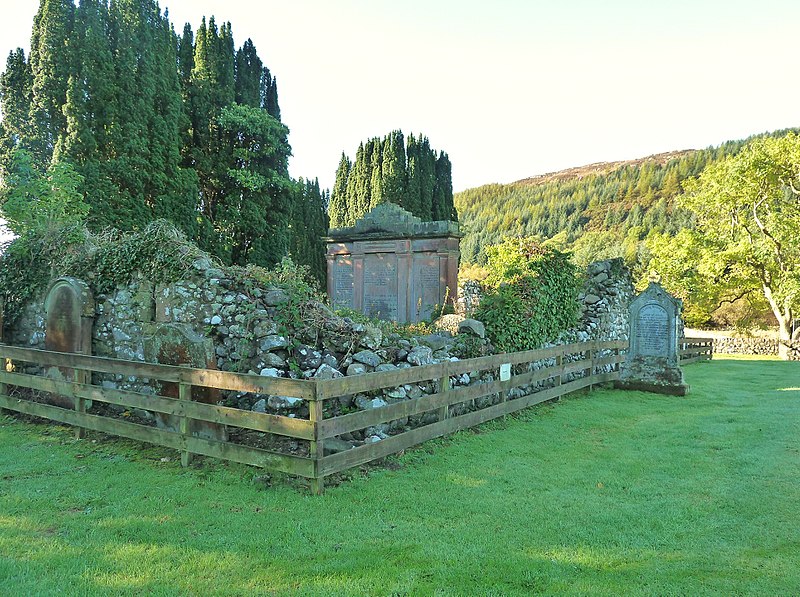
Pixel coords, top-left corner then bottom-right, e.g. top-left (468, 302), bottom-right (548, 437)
top-left (475, 237), bottom-right (580, 353)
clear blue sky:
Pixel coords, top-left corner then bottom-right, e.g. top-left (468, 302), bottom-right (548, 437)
top-left (2, 0), bottom-right (800, 192)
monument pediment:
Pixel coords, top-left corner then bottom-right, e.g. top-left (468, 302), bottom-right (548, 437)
top-left (327, 202), bottom-right (460, 241)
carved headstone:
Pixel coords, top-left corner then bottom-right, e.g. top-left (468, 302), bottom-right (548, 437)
top-left (143, 323), bottom-right (227, 441)
top-left (616, 282), bottom-right (688, 396)
top-left (326, 203), bottom-right (461, 323)
top-left (44, 278), bottom-right (94, 408)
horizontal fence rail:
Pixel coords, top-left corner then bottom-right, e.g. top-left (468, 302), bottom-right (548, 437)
top-left (0, 338), bottom-right (643, 493)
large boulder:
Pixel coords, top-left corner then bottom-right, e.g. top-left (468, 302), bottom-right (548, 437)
top-left (458, 319), bottom-right (486, 339)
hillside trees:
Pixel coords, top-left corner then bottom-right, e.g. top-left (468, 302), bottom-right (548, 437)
top-left (454, 133), bottom-right (797, 270)
top-left (0, 1), bottom-right (326, 276)
top-left (648, 134), bottom-right (800, 358)
top-left (328, 130), bottom-right (456, 228)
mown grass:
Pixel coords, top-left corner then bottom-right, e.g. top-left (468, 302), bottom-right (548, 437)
top-left (1, 356), bottom-right (798, 595)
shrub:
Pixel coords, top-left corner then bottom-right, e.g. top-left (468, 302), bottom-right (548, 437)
top-left (475, 237), bottom-right (580, 352)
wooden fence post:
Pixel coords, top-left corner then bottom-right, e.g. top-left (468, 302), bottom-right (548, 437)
top-left (0, 357), bottom-right (7, 417)
top-left (74, 367), bottom-right (88, 440)
top-left (179, 382), bottom-right (193, 467)
top-left (437, 374), bottom-right (450, 422)
top-left (555, 349), bottom-right (563, 388)
top-left (585, 346), bottom-right (594, 391)
top-left (309, 393), bottom-right (324, 496)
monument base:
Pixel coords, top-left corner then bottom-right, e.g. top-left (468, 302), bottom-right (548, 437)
top-left (614, 379), bottom-right (689, 396)
top-left (617, 355), bottom-right (688, 396)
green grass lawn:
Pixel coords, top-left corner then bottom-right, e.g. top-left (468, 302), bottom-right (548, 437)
top-left (1, 356), bottom-right (798, 595)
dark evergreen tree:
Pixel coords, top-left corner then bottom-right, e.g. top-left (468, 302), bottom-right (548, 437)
top-left (28, 0), bottom-right (75, 169)
top-left (433, 152), bottom-right (455, 221)
top-left (0, 49), bottom-right (33, 178)
top-left (177, 23), bottom-right (194, 93)
top-left (328, 152), bottom-right (351, 228)
top-left (329, 130), bottom-right (454, 226)
top-left (418, 135), bottom-right (435, 220)
top-left (368, 137), bottom-right (383, 210)
top-left (405, 133), bottom-right (422, 217)
top-left (234, 39), bottom-right (262, 108)
top-left (262, 70), bottom-right (280, 120)
top-left (381, 130), bottom-right (406, 206)
top-left (291, 177), bottom-right (329, 285)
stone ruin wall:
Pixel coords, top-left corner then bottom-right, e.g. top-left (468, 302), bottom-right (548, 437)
top-left (6, 256), bottom-right (635, 449)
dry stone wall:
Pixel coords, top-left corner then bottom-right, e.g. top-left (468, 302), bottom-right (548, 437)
top-left (713, 336), bottom-right (778, 356)
top-left (6, 255), bottom-right (635, 449)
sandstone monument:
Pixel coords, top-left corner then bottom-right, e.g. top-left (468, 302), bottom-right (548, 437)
top-left (326, 203), bottom-right (461, 323)
top-left (44, 277), bottom-right (94, 408)
top-left (616, 281), bottom-right (689, 396)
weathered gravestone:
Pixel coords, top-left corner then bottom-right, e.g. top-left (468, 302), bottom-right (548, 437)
top-left (143, 323), bottom-right (227, 442)
top-left (44, 277), bottom-right (94, 408)
top-left (615, 281), bottom-right (689, 396)
top-left (326, 203), bottom-right (461, 323)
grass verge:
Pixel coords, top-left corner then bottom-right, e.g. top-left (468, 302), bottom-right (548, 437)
top-left (1, 357), bottom-right (798, 595)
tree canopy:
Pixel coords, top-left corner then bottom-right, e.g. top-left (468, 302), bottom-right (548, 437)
top-left (0, 0), bottom-right (327, 279)
top-left (328, 130), bottom-right (456, 228)
top-left (648, 133), bottom-right (800, 357)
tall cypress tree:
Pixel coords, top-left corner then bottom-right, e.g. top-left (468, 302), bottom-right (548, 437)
top-left (330, 130), bottom-right (455, 225)
top-left (381, 130), bottom-right (406, 207)
top-left (433, 152), bottom-right (456, 221)
top-left (28, 0), bottom-right (75, 169)
top-left (328, 152), bottom-right (351, 228)
top-left (0, 49), bottom-right (33, 177)
top-left (291, 177), bottom-right (329, 285)
top-left (368, 137), bottom-right (383, 209)
top-left (263, 70), bottom-right (280, 120)
top-left (343, 143), bottom-right (363, 227)
top-left (418, 135), bottom-right (435, 220)
top-left (405, 133), bottom-right (422, 217)
top-left (234, 39), bottom-right (262, 108)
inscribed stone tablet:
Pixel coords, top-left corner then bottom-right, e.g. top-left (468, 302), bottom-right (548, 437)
top-left (636, 303), bottom-right (669, 357)
top-left (412, 257), bottom-right (441, 320)
top-left (45, 284), bottom-right (82, 354)
top-left (363, 254), bottom-right (398, 320)
top-left (331, 257), bottom-right (354, 310)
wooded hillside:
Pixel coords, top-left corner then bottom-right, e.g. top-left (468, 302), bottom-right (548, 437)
top-left (455, 130), bottom-right (796, 273)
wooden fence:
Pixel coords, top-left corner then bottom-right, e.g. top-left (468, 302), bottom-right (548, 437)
top-left (680, 337), bottom-right (714, 364)
top-left (0, 337), bottom-right (711, 494)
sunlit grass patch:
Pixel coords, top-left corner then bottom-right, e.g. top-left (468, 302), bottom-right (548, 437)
top-left (0, 358), bottom-right (798, 594)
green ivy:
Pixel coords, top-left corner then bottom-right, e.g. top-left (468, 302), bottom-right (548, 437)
top-left (0, 220), bottom-right (207, 325)
top-left (475, 237), bottom-right (580, 353)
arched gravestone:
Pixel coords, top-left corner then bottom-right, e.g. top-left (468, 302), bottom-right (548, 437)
top-left (142, 323), bottom-right (227, 442)
top-left (44, 278), bottom-right (94, 408)
top-left (615, 281), bottom-right (689, 396)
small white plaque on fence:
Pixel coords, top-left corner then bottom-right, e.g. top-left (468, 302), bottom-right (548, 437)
top-left (499, 363), bottom-right (511, 382)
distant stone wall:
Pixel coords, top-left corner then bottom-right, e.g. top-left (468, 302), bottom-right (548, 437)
top-left (710, 336), bottom-right (799, 360)
top-left (712, 337), bottom-right (779, 356)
